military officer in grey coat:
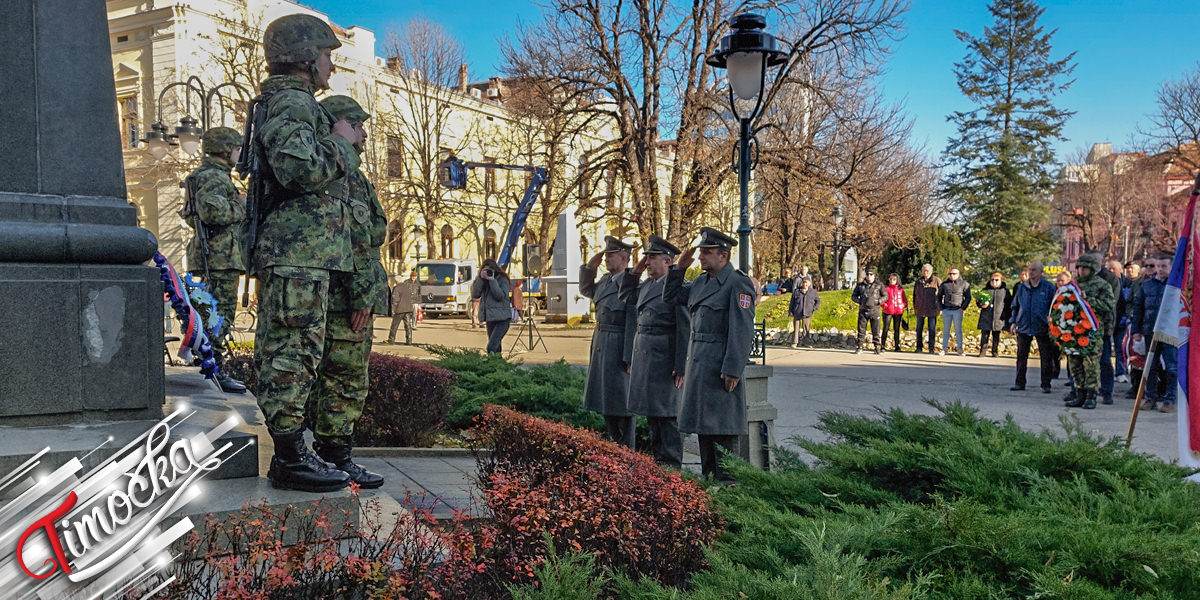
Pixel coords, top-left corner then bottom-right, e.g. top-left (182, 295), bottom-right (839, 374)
top-left (619, 235), bottom-right (690, 468)
top-left (581, 235), bottom-right (640, 448)
top-left (663, 227), bottom-right (756, 484)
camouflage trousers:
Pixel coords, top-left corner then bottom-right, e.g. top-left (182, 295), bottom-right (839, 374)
top-left (307, 310), bottom-right (372, 443)
top-left (202, 271), bottom-right (240, 361)
top-left (254, 266), bottom-right (330, 434)
top-left (1068, 354), bottom-right (1100, 390)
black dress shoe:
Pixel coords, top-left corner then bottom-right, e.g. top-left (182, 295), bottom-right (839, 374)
top-left (216, 373), bottom-right (247, 394)
top-left (1042, 386), bottom-right (1052, 394)
top-left (1010, 385), bottom-right (1025, 391)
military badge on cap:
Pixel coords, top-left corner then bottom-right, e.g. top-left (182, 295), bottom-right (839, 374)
top-left (602, 235), bottom-right (636, 254)
top-left (643, 234), bottom-right (681, 256)
top-left (696, 227), bottom-right (737, 250)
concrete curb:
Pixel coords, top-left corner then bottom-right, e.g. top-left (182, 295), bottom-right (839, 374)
top-left (356, 446), bottom-right (485, 458)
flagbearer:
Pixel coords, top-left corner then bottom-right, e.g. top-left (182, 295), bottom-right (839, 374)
top-left (664, 227), bottom-right (756, 484)
top-left (1065, 254), bottom-right (1116, 410)
top-left (1134, 256), bottom-right (1176, 413)
top-left (620, 235), bottom-right (690, 468)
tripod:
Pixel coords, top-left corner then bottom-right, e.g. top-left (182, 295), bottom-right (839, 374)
top-left (509, 305), bottom-right (547, 354)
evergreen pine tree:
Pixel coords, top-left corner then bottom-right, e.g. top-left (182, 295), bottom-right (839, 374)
top-left (942, 0), bottom-right (1075, 273)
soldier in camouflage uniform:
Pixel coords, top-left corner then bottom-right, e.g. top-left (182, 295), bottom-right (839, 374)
top-left (1065, 253), bottom-right (1116, 410)
top-left (252, 14), bottom-right (364, 493)
top-left (307, 94), bottom-right (387, 488)
top-left (182, 126), bottom-right (248, 393)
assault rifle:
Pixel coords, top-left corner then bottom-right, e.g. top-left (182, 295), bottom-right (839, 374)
top-left (180, 174), bottom-right (211, 283)
top-left (234, 92), bottom-right (272, 306)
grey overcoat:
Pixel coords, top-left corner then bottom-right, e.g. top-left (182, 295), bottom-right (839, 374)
top-left (619, 272), bottom-right (690, 417)
top-left (663, 262), bottom-right (756, 435)
top-left (580, 265), bottom-right (638, 416)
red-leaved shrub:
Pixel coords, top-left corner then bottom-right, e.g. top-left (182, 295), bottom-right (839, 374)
top-left (473, 405), bottom-right (722, 588)
top-left (355, 353), bottom-right (456, 447)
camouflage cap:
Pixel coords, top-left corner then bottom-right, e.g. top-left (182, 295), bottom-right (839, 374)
top-left (319, 95), bottom-right (370, 123)
top-left (264, 14), bottom-right (340, 64)
top-left (1076, 253), bottom-right (1101, 272)
top-left (201, 126), bottom-right (242, 155)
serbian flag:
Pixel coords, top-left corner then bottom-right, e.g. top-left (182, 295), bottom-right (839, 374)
top-left (1152, 186), bottom-right (1200, 470)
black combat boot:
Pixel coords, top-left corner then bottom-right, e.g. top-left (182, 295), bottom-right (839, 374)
top-left (267, 431), bottom-right (351, 493)
top-left (1081, 389), bottom-right (1096, 410)
top-left (314, 438), bottom-right (385, 489)
top-left (216, 372), bottom-right (247, 393)
top-left (1064, 389), bottom-right (1084, 408)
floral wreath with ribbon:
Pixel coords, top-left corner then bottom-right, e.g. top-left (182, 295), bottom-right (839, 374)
top-left (1048, 281), bottom-right (1100, 356)
top-left (154, 252), bottom-right (222, 380)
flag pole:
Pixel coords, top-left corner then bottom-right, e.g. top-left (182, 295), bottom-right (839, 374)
top-left (1125, 341), bottom-right (1159, 449)
top-left (1127, 169), bottom-right (1200, 450)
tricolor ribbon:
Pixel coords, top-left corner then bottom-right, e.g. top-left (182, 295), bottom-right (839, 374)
top-left (154, 252), bottom-right (220, 380)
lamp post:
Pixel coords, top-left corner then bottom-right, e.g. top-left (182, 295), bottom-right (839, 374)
top-left (141, 76), bottom-right (251, 159)
top-left (707, 13), bottom-right (788, 274)
top-left (411, 225), bottom-right (425, 263)
top-left (832, 205), bottom-right (844, 290)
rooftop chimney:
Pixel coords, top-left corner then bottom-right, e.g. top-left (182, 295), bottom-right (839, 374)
top-left (457, 63), bottom-right (468, 93)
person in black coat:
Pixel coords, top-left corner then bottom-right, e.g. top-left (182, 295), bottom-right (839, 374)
top-left (975, 272), bottom-right (1008, 357)
top-left (851, 270), bottom-right (887, 354)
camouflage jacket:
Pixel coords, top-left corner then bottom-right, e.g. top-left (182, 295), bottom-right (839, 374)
top-left (328, 163), bottom-right (389, 314)
top-left (251, 75), bottom-right (359, 274)
top-left (184, 155), bottom-right (247, 273)
top-left (1077, 273), bottom-right (1117, 335)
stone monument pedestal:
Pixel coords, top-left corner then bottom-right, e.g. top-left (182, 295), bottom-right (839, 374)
top-left (739, 364), bottom-right (776, 470)
top-left (0, 0), bottom-right (161, 423)
top-left (544, 211), bottom-right (590, 324)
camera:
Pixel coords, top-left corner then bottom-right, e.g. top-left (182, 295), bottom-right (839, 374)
top-left (482, 268), bottom-right (494, 277)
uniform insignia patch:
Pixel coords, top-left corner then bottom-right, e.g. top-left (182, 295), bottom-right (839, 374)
top-left (739, 293), bottom-right (752, 309)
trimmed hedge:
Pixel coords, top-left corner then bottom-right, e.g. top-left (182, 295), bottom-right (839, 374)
top-left (224, 347), bottom-right (455, 447)
top-left (473, 406), bottom-right (721, 589)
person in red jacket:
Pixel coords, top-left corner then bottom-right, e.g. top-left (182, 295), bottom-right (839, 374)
top-left (881, 273), bottom-right (908, 352)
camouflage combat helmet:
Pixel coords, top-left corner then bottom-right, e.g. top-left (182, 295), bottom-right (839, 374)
top-left (201, 126), bottom-right (242, 155)
top-left (263, 14), bottom-right (340, 64)
top-left (319, 95), bottom-right (370, 123)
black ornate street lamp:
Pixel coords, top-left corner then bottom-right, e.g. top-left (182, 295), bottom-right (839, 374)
top-left (142, 76), bottom-right (251, 160)
top-left (832, 204), bottom-right (844, 290)
top-left (707, 13), bottom-right (788, 273)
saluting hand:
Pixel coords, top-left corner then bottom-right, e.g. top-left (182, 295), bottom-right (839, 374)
top-left (633, 255), bottom-right (648, 275)
top-left (677, 247), bottom-right (697, 271)
top-left (587, 252), bottom-right (604, 270)
top-left (332, 119), bottom-right (364, 146)
top-left (721, 374), bottom-right (740, 392)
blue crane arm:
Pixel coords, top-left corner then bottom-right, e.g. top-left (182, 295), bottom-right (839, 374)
top-left (497, 167), bottom-right (547, 271)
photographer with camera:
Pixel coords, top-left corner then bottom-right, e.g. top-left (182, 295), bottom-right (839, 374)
top-left (472, 258), bottom-right (513, 354)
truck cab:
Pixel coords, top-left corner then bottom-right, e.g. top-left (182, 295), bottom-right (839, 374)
top-left (416, 259), bottom-right (477, 317)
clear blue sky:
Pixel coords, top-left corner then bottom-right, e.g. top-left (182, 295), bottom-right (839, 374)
top-left (304, 0), bottom-right (1200, 162)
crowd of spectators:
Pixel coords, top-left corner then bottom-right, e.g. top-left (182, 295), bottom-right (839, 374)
top-left (765, 253), bottom-right (1177, 412)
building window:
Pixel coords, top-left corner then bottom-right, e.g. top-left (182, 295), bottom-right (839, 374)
top-left (387, 136), bottom-right (403, 178)
top-left (387, 221), bottom-right (404, 264)
top-left (441, 224), bottom-right (454, 258)
top-left (484, 228), bottom-right (498, 259)
top-left (119, 96), bottom-right (139, 149)
top-left (484, 156), bottom-right (496, 194)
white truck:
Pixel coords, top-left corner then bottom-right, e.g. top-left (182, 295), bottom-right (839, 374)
top-left (416, 259), bottom-right (477, 317)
